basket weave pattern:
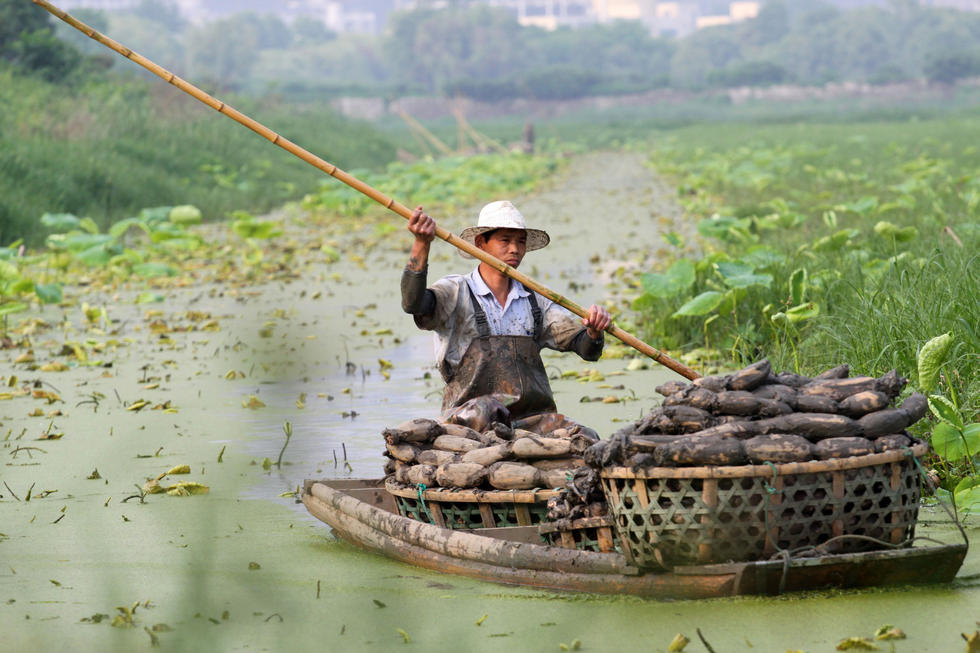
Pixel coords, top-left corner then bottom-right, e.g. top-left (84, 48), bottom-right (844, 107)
top-left (386, 479), bottom-right (555, 529)
top-left (600, 452), bottom-right (922, 569)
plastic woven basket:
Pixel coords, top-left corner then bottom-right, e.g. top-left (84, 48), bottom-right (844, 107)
top-left (599, 442), bottom-right (926, 569)
top-left (385, 478), bottom-right (558, 530)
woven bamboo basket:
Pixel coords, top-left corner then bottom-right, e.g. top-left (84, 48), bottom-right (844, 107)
top-left (599, 442), bottom-right (927, 570)
top-left (384, 478), bottom-right (558, 530)
top-left (538, 516), bottom-right (618, 553)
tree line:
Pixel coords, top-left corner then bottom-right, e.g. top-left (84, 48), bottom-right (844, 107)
top-left (4, 0), bottom-right (980, 98)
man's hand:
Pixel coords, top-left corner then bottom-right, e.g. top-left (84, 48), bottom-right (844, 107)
top-left (408, 206), bottom-right (435, 243)
top-left (407, 206), bottom-right (435, 272)
top-left (582, 304), bottom-right (611, 340)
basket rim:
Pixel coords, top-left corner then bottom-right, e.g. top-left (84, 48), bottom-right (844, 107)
top-left (538, 516), bottom-right (614, 534)
top-left (385, 477), bottom-right (559, 503)
top-left (600, 441), bottom-right (928, 480)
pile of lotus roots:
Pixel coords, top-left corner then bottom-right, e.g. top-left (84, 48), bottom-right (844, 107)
top-left (588, 359), bottom-right (929, 468)
top-left (382, 396), bottom-right (599, 491)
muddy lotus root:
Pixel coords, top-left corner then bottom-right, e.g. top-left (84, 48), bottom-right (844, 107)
top-left (432, 434), bottom-right (485, 453)
top-left (654, 435), bottom-right (747, 467)
top-left (416, 449), bottom-right (459, 466)
top-left (435, 462), bottom-right (487, 489)
top-left (385, 441), bottom-right (420, 463)
top-left (600, 360), bottom-right (929, 468)
top-left (460, 443), bottom-right (512, 466)
top-left (406, 464), bottom-right (438, 487)
top-left (383, 418), bottom-right (444, 445)
top-left (488, 462), bottom-right (541, 490)
top-left (813, 437), bottom-right (875, 460)
top-left (743, 434), bottom-right (815, 464)
top-left (512, 436), bottom-right (574, 459)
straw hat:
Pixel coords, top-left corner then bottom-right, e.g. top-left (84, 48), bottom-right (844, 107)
top-left (458, 201), bottom-right (550, 258)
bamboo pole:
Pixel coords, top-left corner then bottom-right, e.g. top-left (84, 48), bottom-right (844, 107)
top-left (32, 0), bottom-right (700, 381)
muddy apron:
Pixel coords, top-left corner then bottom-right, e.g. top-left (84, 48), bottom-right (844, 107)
top-left (441, 287), bottom-right (557, 420)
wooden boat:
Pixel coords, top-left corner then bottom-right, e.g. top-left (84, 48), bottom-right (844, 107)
top-left (302, 478), bottom-right (968, 599)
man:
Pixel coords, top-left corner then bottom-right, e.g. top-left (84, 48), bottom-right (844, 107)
top-left (401, 200), bottom-right (612, 419)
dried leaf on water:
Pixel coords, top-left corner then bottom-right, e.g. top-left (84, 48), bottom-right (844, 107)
top-left (397, 628), bottom-right (410, 643)
top-left (165, 464), bottom-right (191, 475)
top-left (165, 482), bottom-right (209, 496)
top-left (874, 625), bottom-right (905, 641)
top-left (248, 562), bottom-right (261, 570)
top-left (836, 637), bottom-right (879, 650)
top-left (243, 395), bottom-right (265, 409)
top-left (668, 633), bottom-right (690, 652)
top-left (143, 479), bottom-right (165, 494)
top-left (964, 631), bottom-right (980, 653)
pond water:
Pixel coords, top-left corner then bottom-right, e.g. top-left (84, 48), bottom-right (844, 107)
top-left (3, 151), bottom-right (977, 652)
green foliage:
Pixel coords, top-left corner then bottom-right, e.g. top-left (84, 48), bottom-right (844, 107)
top-left (918, 333), bottom-right (954, 394)
top-left (0, 69), bottom-right (398, 245)
top-left (635, 118), bottom-right (979, 414)
top-left (301, 152), bottom-right (559, 218)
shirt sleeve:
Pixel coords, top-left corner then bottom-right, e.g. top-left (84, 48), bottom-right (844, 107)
top-left (414, 276), bottom-right (463, 332)
top-left (401, 266), bottom-right (435, 316)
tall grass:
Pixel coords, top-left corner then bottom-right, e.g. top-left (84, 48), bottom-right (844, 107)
top-left (636, 117), bottom-right (980, 418)
top-left (0, 67), bottom-right (398, 245)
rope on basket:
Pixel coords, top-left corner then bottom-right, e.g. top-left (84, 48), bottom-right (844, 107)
top-left (761, 461), bottom-right (792, 595)
top-left (415, 483), bottom-right (435, 524)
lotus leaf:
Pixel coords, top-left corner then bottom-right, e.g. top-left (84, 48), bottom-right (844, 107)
top-left (139, 206), bottom-right (172, 224)
top-left (169, 205), bottom-right (202, 225)
top-left (812, 229), bottom-right (860, 252)
top-left (34, 284), bottom-right (63, 305)
top-left (640, 259), bottom-right (695, 298)
top-left (740, 246), bottom-right (784, 270)
top-left (75, 244), bottom-right (116, 266)
top-left (133, 263), bottom-right (178, 278)
top-left (673, 291), bottom-right (724, 317)
top-left (930, 422), bottom-right (980, 461)
top-left (917, 333), bottom-right (953, 394)
top-left (874, 221), bottom-right (918, 242)
top-left (715, 260), bottom-right (773, 289)
top-left (109, 218), bottom-right (150, 239)
top-left (785, 302), bottom-right (819, 323)
top-left (789, 268), bottom-right (807, 305)
top-left (40, 213), bottom-right (80, 231)
top-left (0, 302), bottom-right (28, 317)
top-left (929, 394), bottom-right (964, 430)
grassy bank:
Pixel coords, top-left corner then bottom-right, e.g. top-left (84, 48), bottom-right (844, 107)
top-left (0, 67), bottom-right (397, 245)
top-left (624, 117), bottom-right (979, 488)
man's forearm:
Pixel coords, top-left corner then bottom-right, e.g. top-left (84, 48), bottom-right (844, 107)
top-left (407, 239), bottom-right (430, 273)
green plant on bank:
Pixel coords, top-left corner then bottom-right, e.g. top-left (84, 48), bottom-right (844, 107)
top-left (300, 152), bottom-right (560, 218)
top-left (632, 119), bottom-right (979, 486)
top-left (41, 205), bottom-right (202, 276)
top-left (0, 241), bottom-right (63, 333)
top-left (918, 333), bottom-right (980, 512)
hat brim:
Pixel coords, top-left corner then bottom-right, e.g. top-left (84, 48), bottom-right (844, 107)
top-left (458, 226), bottom-right (550, 259)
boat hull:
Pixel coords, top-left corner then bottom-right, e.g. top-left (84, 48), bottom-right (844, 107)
top-left (302, 479), bottom-right (967, 599)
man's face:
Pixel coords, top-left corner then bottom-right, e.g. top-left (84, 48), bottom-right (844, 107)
top-left (477, 228), bottom-right (527, 268)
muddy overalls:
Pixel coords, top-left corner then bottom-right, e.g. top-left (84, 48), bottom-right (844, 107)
top-left (441, 286), bottom-right (556, 420)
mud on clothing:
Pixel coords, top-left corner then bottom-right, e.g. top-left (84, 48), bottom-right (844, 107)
top-left (401, 266), bottom-right (603, 417)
